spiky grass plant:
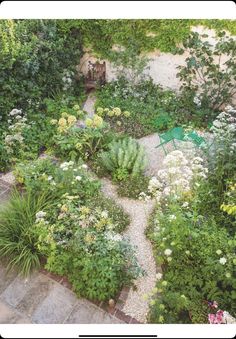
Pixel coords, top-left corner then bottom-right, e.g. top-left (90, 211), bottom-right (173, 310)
top-left (0, 189), bottom-right (54, 276)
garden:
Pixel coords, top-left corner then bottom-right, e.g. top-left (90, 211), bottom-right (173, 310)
top-left (0, 19), bottom-right (235, 324)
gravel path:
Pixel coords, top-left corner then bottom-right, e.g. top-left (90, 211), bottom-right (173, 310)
top-left (101, 178), bottom-right (156, 323)
top-left (82, 92), bottom-right (96, 118)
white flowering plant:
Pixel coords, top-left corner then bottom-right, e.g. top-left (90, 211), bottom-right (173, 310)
top-left (148, 201), bottom-right (236, 324)
top-left (140, 150), bottom-right (208, 203)
top-left (14, 158), bottom-right (100, 200)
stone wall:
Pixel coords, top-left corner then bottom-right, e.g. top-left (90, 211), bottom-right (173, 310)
top-left (77, 26), bottom-right (236, 97)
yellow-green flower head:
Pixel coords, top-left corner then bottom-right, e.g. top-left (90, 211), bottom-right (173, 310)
top-left (61, 112), bottom-right (69, 118)
top-left (73, 104), bottom-right (80, 111)
top-left (104, 108), bottom-right (110, 113)
top-left (84, 233), bottom-right (95, 244)
top-left (58, 117), bottom-right (67, 127)
top-left (50, 119), bottom-right (58, 125)
top-left (67, 115), bottom-right (77, 126)
top-left (75, 142), bottom-right (82, 150)
top-left (80, 206), bottom-right (90, 215)
top-left (96, 107), bottom-right (104, 116)
top-left (123, 110), bottom-right (131, 117)
top-left (113, 107), bottom-right (122, 116)
top-left (93, 114), bottom-right (103, 128)
top-left (108, 109), bottom-right (114, 117)
top-left (85, 118), bottom-right (93, 127)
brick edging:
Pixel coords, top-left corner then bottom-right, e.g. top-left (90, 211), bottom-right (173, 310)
top-left (40, 268), bottom-right (141, 324)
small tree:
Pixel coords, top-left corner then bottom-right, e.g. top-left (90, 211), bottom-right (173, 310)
top-left (177, 31), bottom-right (236, 111)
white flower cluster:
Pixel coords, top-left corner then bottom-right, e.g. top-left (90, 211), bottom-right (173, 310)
top-left (60, 161), bottom-right (75, 171)
top-left (193, 93), bottom-right (201, 107)
top-left (210, 106), bottom-right (236, 152)
top-left (222, 311), bottom-right (236, 324)
top-left (140, 150), bottom-right (208, 202)
top-left (35, 211), bottom-right (47, 223)
top-left (62, 70), bottom-right (74, 91)
top-left (105, 231), bottom-right (122, 242)
top-left (3, 109), bottom-right (29, 154)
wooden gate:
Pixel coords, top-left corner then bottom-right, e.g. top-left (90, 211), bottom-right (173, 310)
top-left (85, 61), bottom-right (106, 90)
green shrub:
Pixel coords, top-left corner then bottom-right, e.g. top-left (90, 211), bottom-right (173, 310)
top-left (45, 230), bottom-right (142, 301)
top-left (14, 158), bottom-right (100, 200)
top-left (96, 77), bottom-right (179, 137)
top-left (0, 190), bottom-right (54, 276)
top-left (89, 194), bottom-right (130, 233)
top-left (177, 31), bottom-right (236, 113)
top-left (0, 20), bottom-right (84, 120)
top-left (148, 204), bottom-right (236, 324)
top-left (116, 174), bottom-right (150, 199)
top-left (100, 137), bottom-right (147, 179)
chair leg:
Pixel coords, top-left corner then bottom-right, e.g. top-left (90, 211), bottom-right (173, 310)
top-left (161, 144), bottom-right (167, 155)
top-left (172, 139), bottom-right (177, 150)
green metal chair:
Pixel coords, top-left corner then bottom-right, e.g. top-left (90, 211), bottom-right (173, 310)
top-left (184, 131), bottom-right (208, 149)
top-left (156, 127), bottom-right (211, 154)
top-left (155, 127), bottom-right (185, 155)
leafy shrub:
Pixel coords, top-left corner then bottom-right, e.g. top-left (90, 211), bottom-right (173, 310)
top-left (96, 77), bottom-right (179, 137)
top-left (32, 193), bottom-right (141, 301)
top-left (100, 137), bottom-right (147, 180)
top-left (177, 31), bottom-right (236, 113)
top-left (0, 20), bottom-right (84, 120)
top-left (89, 194), bottom-right (130, 233)
top-left (51, 112), bottom-right (115, 161)
top-left (0, 190), bottom-right (54, 276)
top-left (195, 107), bottom-right (236, 232)
top-left (117, 174), bottom-right (150, 199)
top-left (148, 204), bottom-right (236, 324)
top-left (46, 230), bottom-right (141, 301)
top-left (14, 158), bottom-right (100, 200)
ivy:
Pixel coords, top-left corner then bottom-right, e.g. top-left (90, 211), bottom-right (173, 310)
top-left (62, 19), bottom-right (236, 59)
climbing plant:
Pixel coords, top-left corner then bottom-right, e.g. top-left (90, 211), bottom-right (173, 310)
top-left (63, 19), bottom-right (236, 59)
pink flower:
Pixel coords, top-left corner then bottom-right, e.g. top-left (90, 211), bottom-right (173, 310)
top-left (208, 313), bottom-right (215, 324)
top-left (208, 310), bottom-right (225, 324)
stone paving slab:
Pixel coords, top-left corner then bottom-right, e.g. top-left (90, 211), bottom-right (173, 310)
top-left (16, 274), bottom-right (55, 318)
top-left (31, 283), bottom-right (78, 324)
top-left (0, 263), bottom-right (125, 324)
top-left (0, 299), bottom-right (31, 324)
top-left (64, 299), bottom-right (122, 324)
top-left (1, 272), bottom-right (39, 308)
top-left (0, 265), bottom-right (18, 295)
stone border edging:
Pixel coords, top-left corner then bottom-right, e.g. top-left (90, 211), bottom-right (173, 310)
top-left (39, 268), bottom-right (141, 324)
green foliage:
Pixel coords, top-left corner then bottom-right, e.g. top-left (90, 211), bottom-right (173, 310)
top-left (71, 19), bottom-right (236, 58)
top-left (0, 190), bottom-right (54, 276)
top-left (0, 19), bottom-right (84, 120)
top-left (14, 158), bottom-right (100, 200)
top-left (46, 231), bottom-right (141, 301)
top-left (51, 112), bottom-right (115, 161)
top-left (100, 137), bottom-right (147, 179)
top-left (96, 78), bottom-right (179, 137)
top-left (148, 204), bottom-right (236, 324)
top-left (177, 31), bottom-right (236, 112)
top-left (89, 194), bottom-right (130, 233)
top-left (117, 174), bottom-right (150, 199)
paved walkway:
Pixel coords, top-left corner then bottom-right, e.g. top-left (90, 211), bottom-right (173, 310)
top-left (0, 264), bottom-right (124, 324)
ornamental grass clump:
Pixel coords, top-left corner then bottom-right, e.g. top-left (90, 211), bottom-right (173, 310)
top-left (100, 137), bottom-right (147, 180)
